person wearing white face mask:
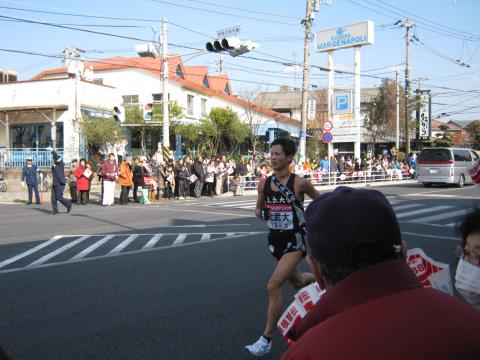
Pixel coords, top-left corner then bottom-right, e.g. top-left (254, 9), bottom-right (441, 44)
top-left (455, 206), bottom-right (480, 309)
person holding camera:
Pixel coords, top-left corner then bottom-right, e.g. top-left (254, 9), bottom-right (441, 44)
top-left (245, 138), bottom-right (320, 357)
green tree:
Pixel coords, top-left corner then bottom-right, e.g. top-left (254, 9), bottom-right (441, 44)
top-left (173, 122), bottom-right (201, 156)
top-left (364, 78), bottom-right (411, 151)
top-left (124, 101), bottom-right (184, 153)
top-left (433, 124), bottom-right (453, 147)
top-left (80, 117), bottom-right (123, 157)
top-left (466, 120), bottom-right (480, 149)
top-left (204, 107), bottom-right (249, 155)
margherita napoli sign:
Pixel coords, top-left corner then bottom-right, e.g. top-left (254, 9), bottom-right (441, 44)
top-left (315, 21), bottom-right (374, 52)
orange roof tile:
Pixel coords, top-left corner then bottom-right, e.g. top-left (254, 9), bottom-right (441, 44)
top-left (184, 66), bottom-right (209, 86)
top-left (208, 74), bottom-right (232, 94)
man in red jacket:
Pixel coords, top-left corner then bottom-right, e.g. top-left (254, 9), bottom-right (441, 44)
top-left (282, 186), bottom-right (480, 360)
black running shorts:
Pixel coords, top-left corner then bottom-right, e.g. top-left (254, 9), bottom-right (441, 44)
top-left (267, 231), bottom-right (306, 260)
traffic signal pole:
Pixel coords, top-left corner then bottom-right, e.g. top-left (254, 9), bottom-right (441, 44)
top-left (161, 17), bottom-right (170, 149)
top-left (299, 0), bottom-right (313, 163)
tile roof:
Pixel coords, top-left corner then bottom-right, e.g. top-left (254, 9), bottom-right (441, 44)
top-left (256, 88), bottom-right (380, 109)
top-left (30, 56), bottom-right (298, 126)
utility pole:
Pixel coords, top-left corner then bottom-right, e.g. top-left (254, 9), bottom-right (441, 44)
top-left (403, 20), bottom-right (414, 154)
top-left (219, 54), bottom-right (224, 75)
top-left (299, 0), bottom-right (313, 163)
top-left (161, 17), bottom-right (170, 149)
top-left (396, 69), bottom-right (400, 149)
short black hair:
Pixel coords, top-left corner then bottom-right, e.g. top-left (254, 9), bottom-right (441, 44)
top-left (456, 206), bottom-right (480, 247)
top-left (270, 138), bottom-right (297, 156)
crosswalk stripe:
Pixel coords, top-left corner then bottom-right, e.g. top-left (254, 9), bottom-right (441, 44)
top-left (0, 235), bottom-right (62, 269)
top-left (237, 205), bottom-right (256, 210)
top-left (393, 203), bottom-right (423, 211)
top-left (71, 235), bottom-right (114, 260)
top-left (410, 209), bottom-right (468, 223)
top-left (200, 233), bottom-right (210, 241)
top-left (26, 235), bottom-right (90, 268)
top-left (172, 233), bottom-right (188, 246)
top-left (395, 205), bottom-right (452, 219)
top-left (142, 234), bottom-right (163, 250)
top-left (445, 223), bottom-right (456, 227)
top-left (108, 234), bottom-right (139, 255)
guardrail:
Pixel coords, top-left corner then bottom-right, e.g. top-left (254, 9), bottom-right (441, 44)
top-left (225, 168), bottom-right (415, 192)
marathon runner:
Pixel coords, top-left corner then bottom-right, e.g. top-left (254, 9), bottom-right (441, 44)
top-left (245, 138), bottom-right (320, 356)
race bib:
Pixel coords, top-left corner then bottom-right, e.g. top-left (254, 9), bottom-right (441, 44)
top-left (268, 204), bottom-right (294, 230)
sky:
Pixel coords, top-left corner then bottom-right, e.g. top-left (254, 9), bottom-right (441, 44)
top-left (1, 0), bottom-right (480, 122)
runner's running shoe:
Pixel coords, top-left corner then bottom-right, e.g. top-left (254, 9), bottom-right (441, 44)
top-left (245, 336), bottom-right (271, 356)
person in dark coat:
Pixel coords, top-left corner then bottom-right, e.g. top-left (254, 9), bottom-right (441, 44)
top-left (193, 156), bottom-right (205, 198)
top-left (50, 151), bottom-right (72, 215)
top-left (132, 157), bottom-right (143, 203)
top-left (176, 163), bottom-right (189, 199)
top-left (21, 157), bottom-right (41, 204)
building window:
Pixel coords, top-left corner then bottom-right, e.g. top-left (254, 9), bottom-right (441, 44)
top-left (201, 98), bottom-right (207, 116)
top-left (152, 93), bottom-right (170, 103)
top-left (122, 95), bottom-right (139, 107)
top-left (187, 94), bottom-right (194, 115)
top-left (11, 123), bottom-right (63, 149)
top-left (224, 84), bottom-right (231, 95)
top-left (202, 76), bottom-right (209, 88)
top-left (176, 64), bottom-right (185, 79)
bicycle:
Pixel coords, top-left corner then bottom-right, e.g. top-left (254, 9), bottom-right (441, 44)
top-left (40, 172), bottom-right (52, 192)
top-left (0, 179), bottom-right (6, 192)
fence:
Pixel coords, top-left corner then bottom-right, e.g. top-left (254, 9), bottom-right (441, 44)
top-left (0, 148), bottom-right (88, 168)
top-left (226, 168), bottom-right (415, 192)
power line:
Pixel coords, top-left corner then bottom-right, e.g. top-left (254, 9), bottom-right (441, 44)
top-left (372, 0), bottom-right (480, 40)
top-left (181, 0), bottom-right (302, 20)
top-left (0, 13), bottom-right (203, 51)
top-left (147, 0), bottom-right (299, 26)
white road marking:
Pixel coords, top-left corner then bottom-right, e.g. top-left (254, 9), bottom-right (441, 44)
top-left (172, 233), bottom-right (188, 246)
top-left (395, 205), bottom-right (452, 219)
top-left (401, 231), bottom-right (460, 241)
top-left (0, 235), bottom-right (62, 269)
top-left (108, 234), bottom-right (139, 255)
top-left (0, 231), bottom-right (266, 275)
top-left (410, 209), bottom-right (468, 223)
top-left (200, 233), bottom-right (210, 241)
top-left (142, 234), bottom-right (163, 250)
top-left (26, 235), bottom-right (90, 268)
top-left (392, 203), bottom-right (423, 211)
top-left (71, 235), bottom-right (114, 260)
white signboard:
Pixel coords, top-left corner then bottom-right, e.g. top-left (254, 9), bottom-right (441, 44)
top-left (307, 99), bottom-right (316, 120)
top-left (216, 26), bottom-right (241, 39)
top-left (331, 114), bottom-right (359, 143)
top-left (419, 94), bottom-right (430, 140)
top-left (315, 21), bottom-right (374, 53)
top-left (332, 90), bottom-right (352, 115)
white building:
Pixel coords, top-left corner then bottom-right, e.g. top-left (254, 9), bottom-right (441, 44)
top-left (29, 55), bottom-right (300, 156)
top-left (0, 77), bottom-right (119, 166)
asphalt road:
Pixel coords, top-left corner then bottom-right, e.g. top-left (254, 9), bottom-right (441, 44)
top-left (0, 182), bottom-right (478, 360)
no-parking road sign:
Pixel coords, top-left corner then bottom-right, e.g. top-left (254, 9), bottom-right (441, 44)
top-left (322, 131), bottom-right (333, 143)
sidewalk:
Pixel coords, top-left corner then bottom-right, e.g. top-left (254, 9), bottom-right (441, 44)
top-left (0, 179), bottom-right (417, 204)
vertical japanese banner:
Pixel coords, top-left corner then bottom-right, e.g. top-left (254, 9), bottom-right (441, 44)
top-left (418, 93), bottom-right (431, 140)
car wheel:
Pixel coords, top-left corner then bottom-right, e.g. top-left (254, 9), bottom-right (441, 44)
top-left (423, 182), bottom-right (432, 188)
top-left (457, 174), bottom-right (465, 188)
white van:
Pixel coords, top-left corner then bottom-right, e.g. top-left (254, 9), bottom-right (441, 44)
top-left (417, 147), bottom-right (479, 188)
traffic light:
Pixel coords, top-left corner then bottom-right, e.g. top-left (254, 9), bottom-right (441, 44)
top-left (113, 105), bottom-right (125, 123)
top-left (143, 103), bottom-right (153, 121)
top-left (205, 37), bottom-right (259, 57)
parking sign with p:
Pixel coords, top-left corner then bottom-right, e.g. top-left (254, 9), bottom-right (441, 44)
top-left (333, 91), bottom-right (352, 115)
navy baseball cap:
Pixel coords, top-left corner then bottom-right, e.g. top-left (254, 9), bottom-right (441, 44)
top-left (305, 186), bottom-right (402, 267)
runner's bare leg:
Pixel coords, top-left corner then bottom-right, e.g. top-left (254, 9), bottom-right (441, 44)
top-left (263, 250), bottom-right (304, 338)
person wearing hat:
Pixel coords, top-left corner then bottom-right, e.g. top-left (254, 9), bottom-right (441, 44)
top-left (245, 138), bottom-right (320, 357)
top-left (282, 186), bottom-right (480, 360)
top-left (50, 151), bottom-right (72, 215)
top-left (21, 157), bottom-right (40, 205)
